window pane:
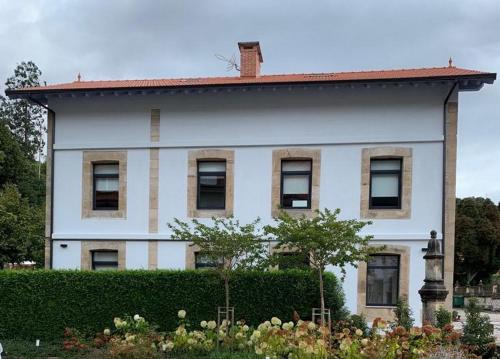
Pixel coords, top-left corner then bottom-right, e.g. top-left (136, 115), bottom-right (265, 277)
top-left (371, 160), bottom-right (401, 171)
top-left (94, 164), bottom-right (119, 175)
top-left (94, 264), bottom-right (118, 271)
top-left (282, 161), bottom-right (311, 172)
top-left (95, 191), bottom-right (119, 209)
top-left (95, 177), bottom-right (119, 191)
top-left (199, 161), bottom-right (226, 172)
top-left (371, 174), bottom-right (399, 197)
top-left (283, 175), bottom-right (309, 194)
top-left (367, 267), bottom-right (398, 305)
top-left (195, 253), bottom-right (222, 269)
top-left (277, 253), bottom-right (310, 270)
top-left (198, 175), bottom-right (225, 209)
top-left (368, 255), bottom-right (399, 267)
top-left (93, 251), bottom-right (118, 262)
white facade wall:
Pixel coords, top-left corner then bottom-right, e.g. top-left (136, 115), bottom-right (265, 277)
top-left (48, 84), bottom-right (453, 323)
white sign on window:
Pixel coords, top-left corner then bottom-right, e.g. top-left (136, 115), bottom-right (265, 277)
top-left (292, 200), bottom-right (308, 208)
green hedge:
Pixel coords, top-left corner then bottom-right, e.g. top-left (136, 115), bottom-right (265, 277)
top-left (0, 270), bottom-right (345, 339)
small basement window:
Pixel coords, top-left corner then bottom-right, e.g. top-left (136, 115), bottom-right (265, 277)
top-left (93, 163), bottom-right (119, 210)
top-left (92, 251), bottom-right (119, 271)
top-left (197, 161), bottom-right (226, 210)
top-left (195, 252), bottom-right (223, 269)
top-left (280, 160), bottom-right (312, 209)
top-left (369, 159), bottom-right (402, 209)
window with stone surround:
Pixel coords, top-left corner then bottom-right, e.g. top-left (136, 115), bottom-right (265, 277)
top-left (360, 147), bottom-right (412, 219)
top-left (187, 149), bottom-right (234, 218)
top-left (271, 148), bottom-right (321, 218)
top-left (82, 151), bottom-right (127, 219)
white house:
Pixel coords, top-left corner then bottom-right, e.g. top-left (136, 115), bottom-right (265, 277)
top-left (7, 42), bottom-right (495, 322)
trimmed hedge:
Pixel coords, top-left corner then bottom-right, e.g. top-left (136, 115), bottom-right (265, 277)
top-left (0, 270), bottom-right (345, 339)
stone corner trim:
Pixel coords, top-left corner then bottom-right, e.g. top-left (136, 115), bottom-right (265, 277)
top-left (187, 149), bottom-right (234, 218)
top-left (357, 244), bottom-right (410, 323)
top-left (81, 240), bottom-right (126, 270)
top-left (82, 151), bottom-right (127, 219)
top-left (360, 146), bottom-right (412, 220)
top-left (150, 109), bottom-right (160, 142)
top-left (271, 148), bottom-right (321, 218)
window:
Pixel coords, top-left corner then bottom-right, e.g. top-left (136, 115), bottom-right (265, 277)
top-left (369, 159), bottom-right (402, 209)
top-left (366, 255), bottom-right (399, 306)
top-left (194, 252), bottom-right (223, 269)
top-left (276, 252), bottom-right (310, 270)
top-left (197, 161), bottom-right (226, 210)
top-left (280, 160), bottom-right (312, 209)
top-left (93, 163), bottom-right (119, 210)
top-left (91, 250), bottom-right (119, 271)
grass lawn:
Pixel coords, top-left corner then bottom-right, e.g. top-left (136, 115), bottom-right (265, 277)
top-left (1, 339), bottom-right (260, 359)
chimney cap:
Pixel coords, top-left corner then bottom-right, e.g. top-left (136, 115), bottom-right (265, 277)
top-left (238, 41), bottom-right (263, 62)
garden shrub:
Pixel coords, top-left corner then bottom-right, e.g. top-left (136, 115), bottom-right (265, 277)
top-left (393, 297), bottom-right (414, 330)
top-left (0, 269), bottom-right (345, 340)
top-left (462, 298), bottom-right (496, 356)
top-left (435, 306), bottom-right (452, 329)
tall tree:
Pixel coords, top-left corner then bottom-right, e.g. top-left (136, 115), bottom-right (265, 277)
top-left (264, 208), bottom-right (377, 325)
top-left (0, 184), bottom-right (44, 269)
top-left (455, 197), bottom-right (500, 285)
top-left (0, 61), bottom-right (46, 160)
top-left (0, 124), bottom-right (45, 206)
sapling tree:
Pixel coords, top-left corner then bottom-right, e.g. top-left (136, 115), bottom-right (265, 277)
top-left (168, 216), bottom-right (267, 322)
top-left (264, 208), bottom-right (377, 325)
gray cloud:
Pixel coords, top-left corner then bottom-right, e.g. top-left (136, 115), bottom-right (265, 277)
top-left (0, 0), bottom-right (498, 201)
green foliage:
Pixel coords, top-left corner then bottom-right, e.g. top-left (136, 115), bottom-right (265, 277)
top-left (435, 306), bottom-right (452, 329)
top-left (0, 124), bottom-right (45, 206)
top-left (462, 298), bottom-right (495, 355)
top-left (0, 61), bottom-right (46, 159)
top-left (392, 298), bottom-right (414, 330)
top-left (0, 269), bottom-right (345, 340)
top-left (455, 197), bottom-right (500, 285)
top-left (168, 217), bottom-right (267, 310)
top-left (0, 184), bottom-right (44, 268)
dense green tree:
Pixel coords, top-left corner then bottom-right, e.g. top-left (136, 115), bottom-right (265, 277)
top-left (0, 124), bottom-right (45, 206)
top-left (0, 184), bottom-right (44, 269)
top-left (0, 61), bottom-right (45, 160)
top-left (264, 208), bottom-right (377, 325)
top-left (455, 197), bottom-right (500, 285)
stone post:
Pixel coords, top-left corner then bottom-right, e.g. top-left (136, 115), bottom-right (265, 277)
top-left (418, 230), bottom-right (449, 325)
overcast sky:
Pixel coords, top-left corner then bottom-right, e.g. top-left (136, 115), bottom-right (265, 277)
top-left (0, 0), bottom-right (498, 201)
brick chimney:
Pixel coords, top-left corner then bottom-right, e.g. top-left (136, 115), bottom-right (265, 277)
top-left (238, 41), bottom-right (263, 77)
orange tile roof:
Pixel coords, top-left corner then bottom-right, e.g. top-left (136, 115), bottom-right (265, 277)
top-left (8, 66), bottom-right (495, 94)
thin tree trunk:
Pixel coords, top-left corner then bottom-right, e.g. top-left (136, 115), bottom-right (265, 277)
top-left (224, 274), bottom-right (230, 323)
top-left (318, 268), bottom-right (325, 326)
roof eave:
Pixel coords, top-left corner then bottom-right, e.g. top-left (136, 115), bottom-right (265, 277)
top-left (5, 73), bottom-right (496, 104)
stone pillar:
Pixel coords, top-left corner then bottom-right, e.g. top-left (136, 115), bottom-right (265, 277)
top-left (418, 230), bottom-right (449, 325)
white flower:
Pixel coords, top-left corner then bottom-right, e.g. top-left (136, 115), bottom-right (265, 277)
top-left (103, 328), bottom-right (110, 336)
top-left (307, 322), bottom-right (316, 331)
top-left (235, 332), bottom-right (244, 339)
top-left (242, 324), bottom-right (249, 332)
top-left (251, 330), bottom-right (261, 341)
top-left (162, 341), bottom-right (174, 351)
top-left (178, 310), bottom-right (186, 319)
top-left (282, 322), bottom-right (291, 330)
top-left (264, 321), bottom-right (271, 328)
top-left (133, 314), bottom-right (141, 321)
top-left (207, 321), bottom-right (217, 330)
top-left (255, 347), bottom-right (263, 355)
top-left (125, 334), bottom-right (136, 342)
top-left (200, 320), bottom-right (208, 328)
top-left (187, 338), bottom-right (196, 345)
top-left (355, 329), bottom-right (363, 336)
top-left (271, 317), bottom-right (282, 326)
